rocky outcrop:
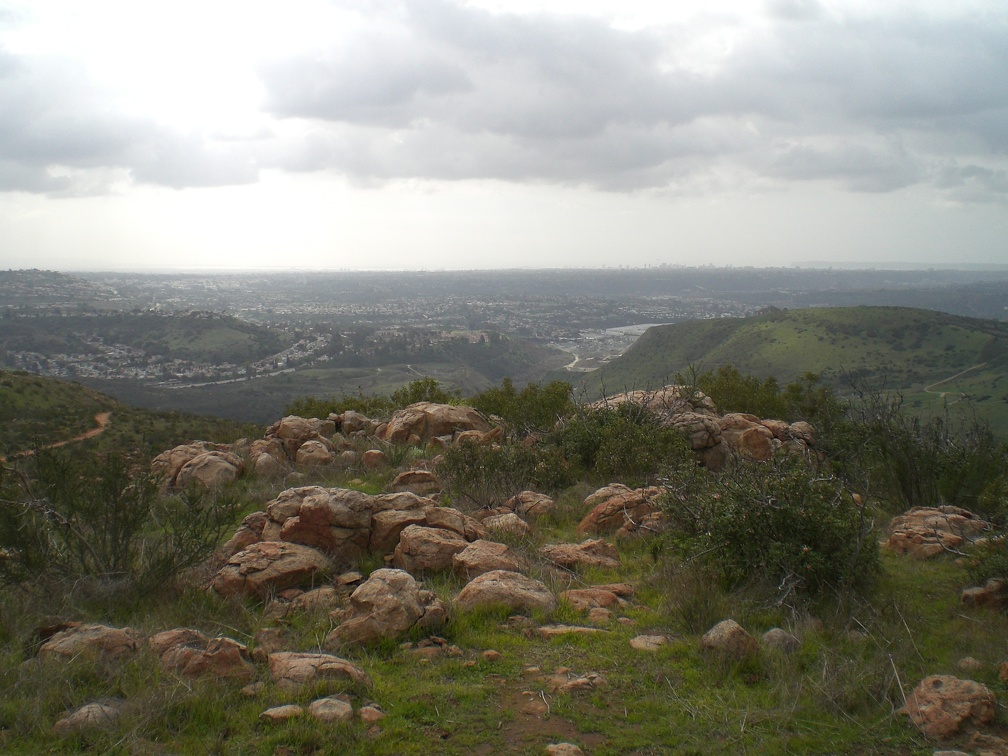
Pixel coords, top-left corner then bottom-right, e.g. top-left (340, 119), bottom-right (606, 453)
top-left (504, 491), bottom-right (556, 520)
top-left (455, 570), bottom-right (556, 614)
top-left (388, 469), bottom-right (441, 496)
top-left (901, 675), bottom-right (996, 740)
top-left (151, 442), bottom-right (242, 490)
top-left (378, 402), bottom-right (494, 445)
top-left (887, 506), bottom-right (990, 559)
top-left (325, 568), bottom-right (446, 648)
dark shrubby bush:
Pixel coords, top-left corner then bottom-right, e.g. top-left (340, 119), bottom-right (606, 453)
top-left (663, 456), bottom-right (880, 600)
top-left (552, 401), bottom-right (692, 486)
top-left (0, 449), bottom-right (239, 598)
top-left (469, 379), bottom-right (574, 437)
top-left (284, 377), bottom-right (460, 420)
top-left (435, 441), bottom-right (576, 509)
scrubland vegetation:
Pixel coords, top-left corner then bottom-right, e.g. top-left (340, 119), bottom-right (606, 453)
top-left (1, 369), bottom-right (1007, 753)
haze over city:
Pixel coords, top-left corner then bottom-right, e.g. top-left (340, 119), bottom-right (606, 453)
top-left (1, 0), bottom-right (1006, 271)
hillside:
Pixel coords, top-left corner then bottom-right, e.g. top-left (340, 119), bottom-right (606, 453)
top-left (0, 371), bottom-right (257, 458)
top-left (579, 306), bottom-right (1008, 430)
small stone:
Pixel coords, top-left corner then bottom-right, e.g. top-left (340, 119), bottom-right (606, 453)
top-left (260, 704), bottom-right (304, 724)
top-left (617, 617), bottom-right (637, 627)
top-left (762, 628), bottom-right (800, 653)
top-left (701, 619), bottom-right (759, 659)
top-left (630, 634), bottom-right (668, 652)
top-left (482, 650), bottom-right (503, 662)
top-left (587, 608), bottom-right (612, 625)
top-left (359, 704), bottom-right (385, 724)
top-left (546, 744), bottom-right (585, 756)
top-left (956, 656), bottom-right (983, 673)
top-left (538, 625), bottom-right (606, 639)
top-left (241, 681), bottom-right (266, 697)
top-left (308, 696), bottom-right (353, 723)
top-left (53, 701), bottom-right (121, 736)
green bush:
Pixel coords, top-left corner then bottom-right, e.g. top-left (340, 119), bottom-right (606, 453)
top-left (469, 379), bottom-right (574, 436)
top-left (435, 441), bottom-right (576, 509)
top-left (663, 456), bottom-right (880, 599)
top-left (0, 450), bottom-right (240, 598)
top-left (284, 378), bottom-right (460, 421)
top-left (550, 401), bottom-right (691, 486)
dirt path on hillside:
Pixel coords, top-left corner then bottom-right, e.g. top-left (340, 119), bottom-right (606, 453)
top-left (922, 363), bottom-right (987, 404)
top-left (0, 411), bottom-right (111, 463)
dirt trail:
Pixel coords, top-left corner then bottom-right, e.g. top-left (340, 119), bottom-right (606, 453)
top-left (1, 411), bottom-right (111, 463)
top-left (922, 363), bottom-right (987, 403)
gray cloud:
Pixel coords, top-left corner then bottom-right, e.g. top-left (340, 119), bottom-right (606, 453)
top-left (1, 2), bottom-right (1005, 203)
top-left (257, 1), bottom-right (1008, 201)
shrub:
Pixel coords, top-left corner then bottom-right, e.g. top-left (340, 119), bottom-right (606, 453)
top-left (469, 379), bottom-right (574, 437)
top-left (550, 401), bottom-right (691, 486)
top-left (390, 377), bottom-right (460, 407)
top-left (663, 456), bottom-right (880, 600)
top-left (284, 378), bottom-right (460, 421)
top-left (0, 449), bottom-right (240, 598)
top-left (435, 441), bottom-right (576, 509)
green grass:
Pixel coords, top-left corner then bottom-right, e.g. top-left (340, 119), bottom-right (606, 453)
top-left (585, 306), bottom-right (1008, 435)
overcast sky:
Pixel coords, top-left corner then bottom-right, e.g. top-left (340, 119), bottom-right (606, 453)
top-left (0, 0), bottom-right (1005, 271)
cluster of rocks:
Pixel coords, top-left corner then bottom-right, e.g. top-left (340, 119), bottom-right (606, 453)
top-left (151, 388), bottom-right (820, 491)
top-left (593, 386), bottom-right (816, 470)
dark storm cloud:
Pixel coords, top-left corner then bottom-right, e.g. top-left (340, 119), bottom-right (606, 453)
top-left (259, 1), bottom-right (1008, 201)
top-left (0, 47), bottom-right (258, 194)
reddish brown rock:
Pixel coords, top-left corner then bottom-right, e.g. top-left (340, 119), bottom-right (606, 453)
top-left (901, 675), bottom-right (996, 740)
top-left (453, 540), bottom-right (527, 577)
top-left (577, 485), bottom-right (661, 535)
top-left (369, 509), bottom-right (429, 555)
top-left (176, 450), bottom-right (244, 489)
top-left (962, 578), bottom-right (1008, 610)
top-left (392, 525), bottom-right (470, 573)
top-left (700, 619), bottom-right (759, 659)
top-left (53, 701), bottom-right (122, 736)
top-left (260, 704), bottom-right (303, 723)
top-left (325, 568), bottom-right (446, 647)
top-left (887, 506), bottom-right (989, 559)
top-left (388, 469), bottom-right (441, 496)
top-left (211, 541), bottom-right (333, 599)
top-left (361, 449), bottom-right (387, 469)
top-left (561, 588), bottom-right (624, 612)
top-left (456, 570), bottom-right (556, 614)
top-left (38, 623), bottom-right (139, 662)
top-left (719, 413), bottom-right (778, 462)
top-left (505, 491), bottom-right (556, 520)
top-left (295, 439), bottom-right (335, 467)
top-left (268, 651), bottom-right (372, 690)
top-left (150, 629), bottom-right (254, 682)
top-left (539, 539), bottom-right (621, 570)
top-left (482, 512), bottom-right (530, 537)
top-left (380, 402), bottom-right (493, 444)
top-left (218, 511), bottom-right (269, 560)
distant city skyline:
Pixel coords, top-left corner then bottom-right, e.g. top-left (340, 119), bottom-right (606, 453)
top-left (1, 0), bottom-right (1006, 271)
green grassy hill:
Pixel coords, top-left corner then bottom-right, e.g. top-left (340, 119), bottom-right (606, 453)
top-left (0, 371), bottom-right (258, 458)
top-left (0, 311), bottom-right (286, 365)
top-left (579, 306), bottom-right (1008, 430)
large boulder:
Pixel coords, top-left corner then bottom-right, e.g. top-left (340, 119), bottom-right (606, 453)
top-left (540, 539), bottom-right (621, 570)
top-left (453, 540), bottom-right (528, 577)
top-left (149, 629), bottom-right (254, 682)
top-left (887, 506), bottom-right (990, 559)
top-left (456, 570), bottom-right (557, 614)
top-left (37, 623), bottom-right (140, 662)
top-left (718, 413), bottom-right (778, 462)
top-left (211, 541), bottom-right (333, 599)
top-left (379, 402), bottom-right (493, 444)
top-left (700, 619), bottom-right (759, 659)
top-left (577, 485), bottom-right (662, 536)
top-left (504, 491), bottom-right (556, 520)
top-left (901, 675), bottom-right (996, 740)
top-left (388, 469), bottom-right (441, 496)
top-left (325, 568), bottom-right (446, 647)
top-left (150, 441), bottom-right (229, 489)
top-left (268, 651), bottom-right (371, 690)
top-left (295, 439), bottom-right (335, 467)
top-left (175, 450), bottom-right (244, 489)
